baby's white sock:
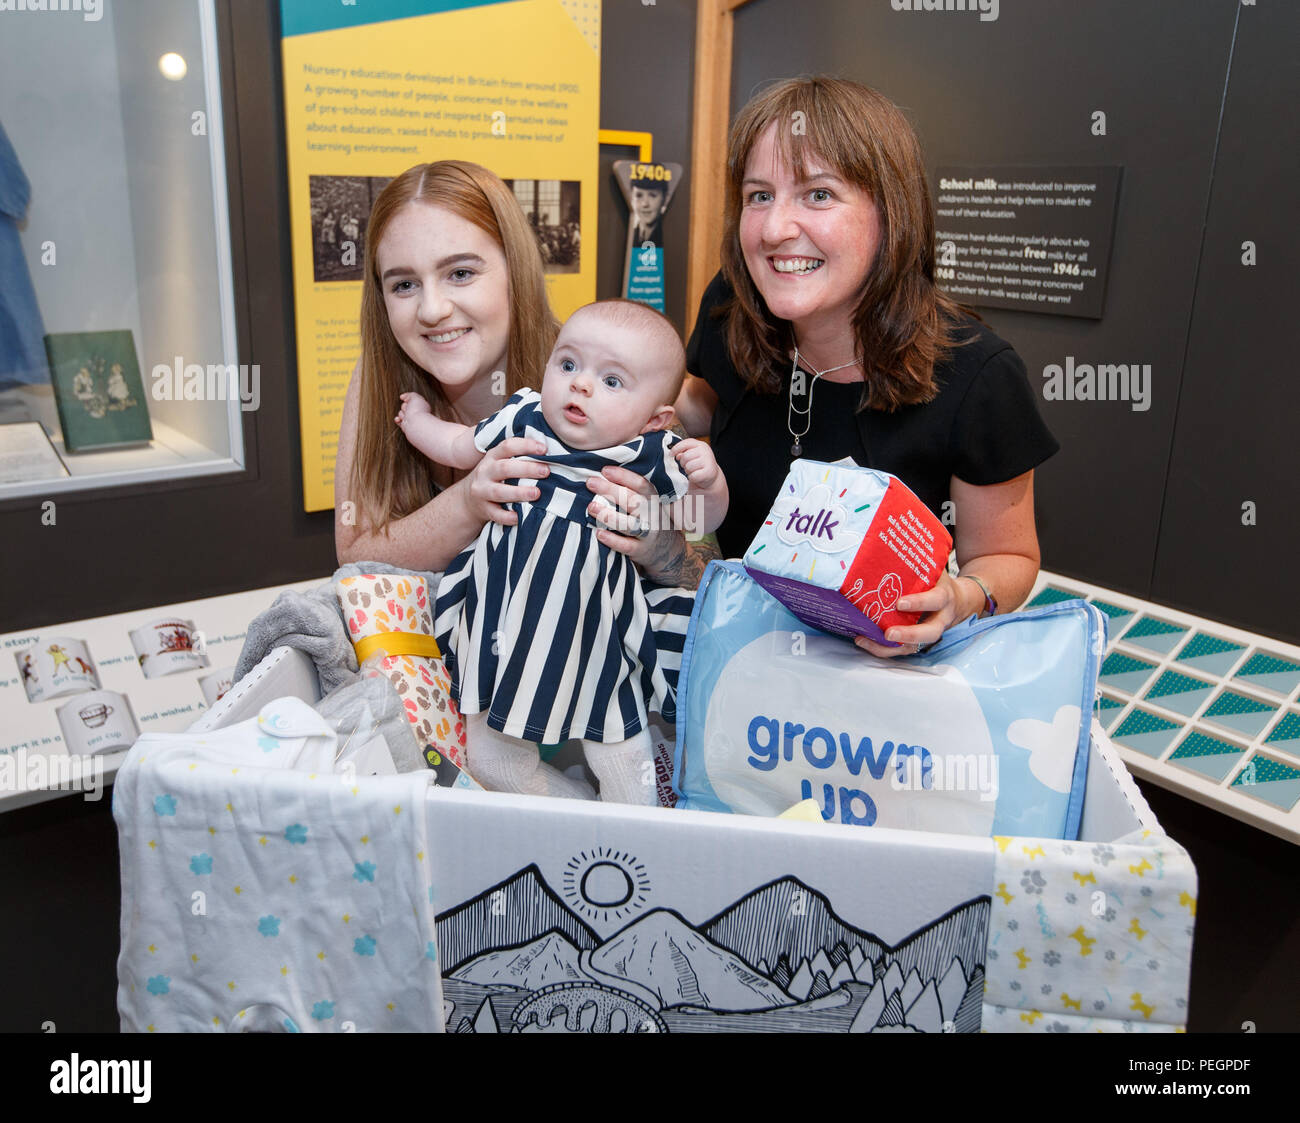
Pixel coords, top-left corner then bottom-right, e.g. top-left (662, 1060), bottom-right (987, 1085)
top-left (584, 730), bottom-right (659, 806)
top-left (465, 713), bottom-right (596, 800)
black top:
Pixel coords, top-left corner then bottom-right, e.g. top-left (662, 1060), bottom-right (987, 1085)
top-left (686, 272), bottom-right (1060, 559)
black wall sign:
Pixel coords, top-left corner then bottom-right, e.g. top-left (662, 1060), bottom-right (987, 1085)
top-left (932, 165), bottom-right (1122, 319)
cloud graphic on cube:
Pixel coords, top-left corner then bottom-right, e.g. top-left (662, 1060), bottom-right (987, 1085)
top-left (1006, 706), bottom-right (1080, 793)
top-left (771, 484), bottom-right (853, 552)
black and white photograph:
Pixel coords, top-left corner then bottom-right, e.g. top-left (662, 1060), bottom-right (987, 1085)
top-left (308, 174), bottom-right (391, 282)
top-left (506, 178), bottom-right (581, 273)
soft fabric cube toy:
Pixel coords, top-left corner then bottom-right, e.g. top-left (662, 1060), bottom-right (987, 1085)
top-left (743, 460), bottom-right (953, 644)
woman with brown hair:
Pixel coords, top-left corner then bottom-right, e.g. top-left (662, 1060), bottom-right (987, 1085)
top-left (335, 160), bottom-right (559, 569)
top-left (589, 77), bottom-right (1058, 655)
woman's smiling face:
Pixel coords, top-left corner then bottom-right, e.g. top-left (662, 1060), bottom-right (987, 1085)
top-left (738, 121), bottom-right (882, 337)
top-left (375, 202), bottom-right (510, 408)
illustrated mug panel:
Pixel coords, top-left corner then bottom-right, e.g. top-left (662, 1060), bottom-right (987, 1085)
top-left (56, 690), bottom-right (140, 756)
top-left (15, 636), bottom-right (100, 702)
top-left (129, 618), bottom-right (209, 679)
top-left (199, 666), bottom-right (237, 707)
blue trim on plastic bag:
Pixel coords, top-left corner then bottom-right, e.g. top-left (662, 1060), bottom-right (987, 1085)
top-left (671, 559), bottom-right (725, 798)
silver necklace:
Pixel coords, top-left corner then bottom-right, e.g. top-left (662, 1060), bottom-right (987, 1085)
top-left (787, 346), bottom-right (861, 457)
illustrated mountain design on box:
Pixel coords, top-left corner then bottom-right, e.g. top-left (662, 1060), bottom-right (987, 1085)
top-left (436, 865), bottom-right (990, 1034)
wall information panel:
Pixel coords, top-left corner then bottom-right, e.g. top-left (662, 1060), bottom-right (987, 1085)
top-left (933, 165), bottom-right (1121, 319)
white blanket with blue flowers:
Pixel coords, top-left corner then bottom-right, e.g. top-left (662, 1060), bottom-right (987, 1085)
top-left (113, 697), bottom-right (444, 1032)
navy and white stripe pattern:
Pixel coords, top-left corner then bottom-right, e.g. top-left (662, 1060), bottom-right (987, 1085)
top-left (435, 390), bottom-right (692, 743)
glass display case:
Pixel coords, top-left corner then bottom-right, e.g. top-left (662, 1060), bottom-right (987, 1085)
top-left (0, 0), bottom-right (242, 500)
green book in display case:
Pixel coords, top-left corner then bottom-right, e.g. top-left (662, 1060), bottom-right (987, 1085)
top-left (44, 330), bottom-right (153, 453)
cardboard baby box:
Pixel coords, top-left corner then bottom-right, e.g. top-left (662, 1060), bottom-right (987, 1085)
top-left (114, 644), bottom-right (1196, 1034)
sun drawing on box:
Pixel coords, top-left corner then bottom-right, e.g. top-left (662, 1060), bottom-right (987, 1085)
top-left (562, 847), bottom-right (651, 924)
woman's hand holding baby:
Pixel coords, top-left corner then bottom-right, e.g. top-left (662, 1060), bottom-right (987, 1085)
top-left (587, 437), bottom-right (730, 585)
top-left (460, 437), bottom-right (550, 528)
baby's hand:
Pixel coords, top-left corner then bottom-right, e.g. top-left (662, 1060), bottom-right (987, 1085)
top-left (673, 438), bottom-right (720, 490)
top-left (395, 392), bottom-right (432, 434)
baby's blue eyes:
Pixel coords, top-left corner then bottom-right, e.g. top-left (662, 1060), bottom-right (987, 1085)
top-left (557, 357), bottom-right (622, 388)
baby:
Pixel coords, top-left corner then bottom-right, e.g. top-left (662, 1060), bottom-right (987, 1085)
top-left (395, 299), bottom-right (727, 804)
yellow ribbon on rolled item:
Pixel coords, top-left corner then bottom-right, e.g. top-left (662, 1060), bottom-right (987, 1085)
top-left (336, 573), bottom-right (467, 769)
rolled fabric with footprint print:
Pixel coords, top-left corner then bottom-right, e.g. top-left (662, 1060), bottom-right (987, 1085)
top-left (336, 573), bottom-right (467, 768)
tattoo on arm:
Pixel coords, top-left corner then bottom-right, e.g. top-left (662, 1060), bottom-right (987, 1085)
top-left (651, 532), bottom-right (722, 589)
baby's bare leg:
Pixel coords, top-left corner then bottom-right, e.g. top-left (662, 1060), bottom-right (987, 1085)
top-left (584, 730), bottom-right (658, 806)
top-left (465, 713), bottom-right (595, 800)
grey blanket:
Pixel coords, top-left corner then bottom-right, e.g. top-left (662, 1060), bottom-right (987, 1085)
top-left (234, 561), bottom-right (443, 695)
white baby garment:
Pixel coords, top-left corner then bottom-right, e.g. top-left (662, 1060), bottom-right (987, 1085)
top-left (114, 697), bottom-right (444, 1032)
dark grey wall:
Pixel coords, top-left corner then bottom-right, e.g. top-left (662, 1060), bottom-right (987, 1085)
top-left (1149, 3), bottom-right (1299, 629)
top-left (595, 0), bottom-right (697, 331)
top-left (729, 0), bottom-right (1297, 644)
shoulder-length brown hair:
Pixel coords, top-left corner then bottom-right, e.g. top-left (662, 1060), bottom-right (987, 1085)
top-left (351, 160), bottom-right (558, 534)
top-left (720, 77), bottom-right (970, 411)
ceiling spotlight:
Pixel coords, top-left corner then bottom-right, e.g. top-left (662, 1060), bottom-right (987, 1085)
top-left (159, 53), bottom-right (188, 81)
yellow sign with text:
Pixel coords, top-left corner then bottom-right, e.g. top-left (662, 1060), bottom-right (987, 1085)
top-left (282, 0), bottom-right (600, 510)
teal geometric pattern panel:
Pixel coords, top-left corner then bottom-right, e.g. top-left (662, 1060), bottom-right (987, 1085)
top-left (1026, 586), bottom-right (1077, 608)
top-left (1233, 652), bottom-right (1300, 696)
top-left (1028, 571), bottom-right (1300, 842)
top-left (1121, 616), bottom-right (1188, 655)
top-left (1202, 690), bottom-right (1276, 739)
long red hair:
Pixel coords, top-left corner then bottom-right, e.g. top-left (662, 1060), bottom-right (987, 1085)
top-left (351, 161), bottom-right (558, 534)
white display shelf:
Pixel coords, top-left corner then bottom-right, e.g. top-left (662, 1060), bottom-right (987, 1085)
top-left (1025, 570), bottom-right (1300, 845)
top-left (0, 577), bottom-right (327, 813)
top-left (0, 417), bottom-right (245, 503)
top-left (0, 0), bottom-right (244, 505)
